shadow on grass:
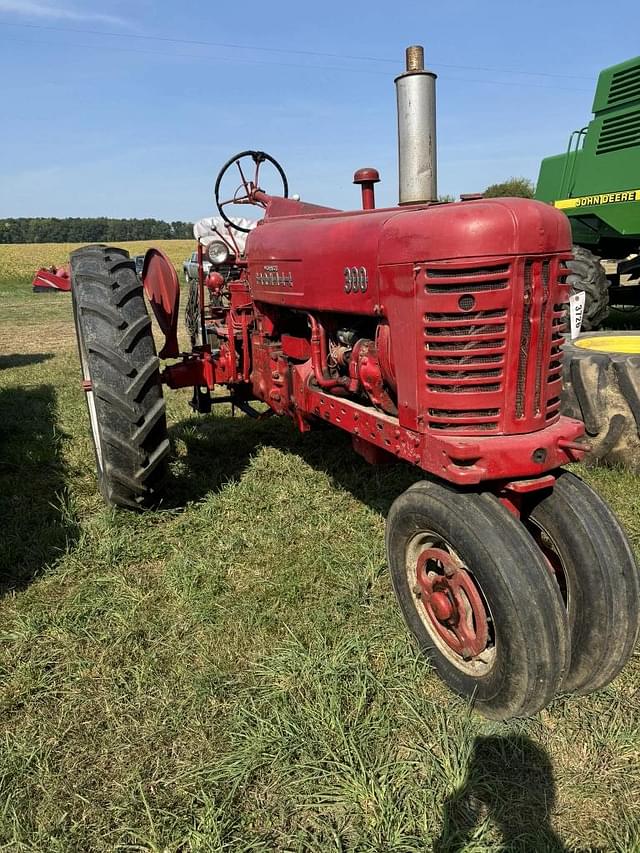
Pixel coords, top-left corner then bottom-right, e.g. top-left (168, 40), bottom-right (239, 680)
top-left (0, 385), bottom-right (77, 595)
top-left (167, 408), bottom-right (421, 514)
top-left (434, 734), bottom-right (602, 853)
top-left (0, 353), bottom-right (53, 371)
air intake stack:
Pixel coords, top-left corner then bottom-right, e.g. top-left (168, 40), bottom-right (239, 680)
top-left (395, 45), bottom-right (438, 205)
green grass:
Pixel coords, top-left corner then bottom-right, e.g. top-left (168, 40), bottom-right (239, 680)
top-left (1, 248), bottom-right (639, 851)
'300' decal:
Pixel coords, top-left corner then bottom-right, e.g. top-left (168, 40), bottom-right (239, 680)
top-left (344, 266), bottom-right (368, 293)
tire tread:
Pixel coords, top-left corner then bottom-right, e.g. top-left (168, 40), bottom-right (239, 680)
top-left (71, 245), bottom-right (168, 509)
top-left (561, 332), bottom-right (640, 471)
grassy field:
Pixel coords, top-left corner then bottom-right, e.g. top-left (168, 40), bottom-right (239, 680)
top-left (1, 241), bottom-right (639, 852)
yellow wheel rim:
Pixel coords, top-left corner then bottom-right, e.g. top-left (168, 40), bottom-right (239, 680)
top-left (575, 335), bottom-right (640, 354)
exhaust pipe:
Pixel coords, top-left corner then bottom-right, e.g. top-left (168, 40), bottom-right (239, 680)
top-left (395, 45), bottom-right (437, 205)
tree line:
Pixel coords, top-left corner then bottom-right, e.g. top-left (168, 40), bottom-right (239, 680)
top-left (0, 218), bottom-right (194, 244)
top-left (0, 179), bottom-right (535, 245)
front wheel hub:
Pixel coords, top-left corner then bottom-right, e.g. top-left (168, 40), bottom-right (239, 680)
top-left (429, 589), bottom-right (455, 622)
top-left (415, 547), bottom-right (488, 660)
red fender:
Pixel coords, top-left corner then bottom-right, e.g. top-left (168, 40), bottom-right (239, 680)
top-left (141, 249), bottom-right (180, 359)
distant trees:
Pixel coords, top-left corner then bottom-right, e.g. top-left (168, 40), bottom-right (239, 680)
top-left (0, 218), bottom-right (194, 244)
top-left (483, 178), bottom-right (535, 199)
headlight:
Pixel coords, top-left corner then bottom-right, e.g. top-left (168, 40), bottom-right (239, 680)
top-left (207, 241), bottom-right (230, 265)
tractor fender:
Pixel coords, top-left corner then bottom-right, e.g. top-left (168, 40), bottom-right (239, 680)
top-left (141, 248), bottom-right (180, 359)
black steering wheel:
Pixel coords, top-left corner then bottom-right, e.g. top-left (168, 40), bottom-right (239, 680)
top-left (214, 150), bottom-right (289, 233)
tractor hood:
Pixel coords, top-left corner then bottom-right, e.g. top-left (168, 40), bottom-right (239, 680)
top-left (246, 197), bottom-right (572, 314)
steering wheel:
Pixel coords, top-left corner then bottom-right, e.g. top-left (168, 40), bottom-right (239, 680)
top-left (214, 150), bottom-right (289, 233)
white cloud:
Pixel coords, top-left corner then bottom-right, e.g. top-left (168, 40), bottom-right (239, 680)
top-left (0, 0), bottom-right (127, 25)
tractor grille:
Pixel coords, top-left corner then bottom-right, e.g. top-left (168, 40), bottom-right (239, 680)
top-left (419, 256), bottom-right (570, 435)
top-left (597, 110), bottom-right (640, 154)
top-left (606, 62), bottom-right (640, 109)
top-left (547, 303), bottom-right (566, 422)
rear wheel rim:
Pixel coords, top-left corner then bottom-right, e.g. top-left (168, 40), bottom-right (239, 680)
top-left (575, 334), bottom-right (640, 354)
top-left (405, 531), bottom-right (496, 675)
top-left (78, 329), bottom-right (104, 473)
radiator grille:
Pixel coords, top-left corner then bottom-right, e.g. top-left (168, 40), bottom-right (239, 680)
top-left (534, 260), bottom-right (550, 415)
top-left (597, 111), bottom-right (640, 154)
top-left (420, 256), bottom-right (570, 435)
top-left (428, 408), bottom-right (499, 431)
top-left (515, 262), bottom-right (533, 418)
top-left (426, 265), bottom-right (509, 279)
top-left (423, 263), bottom-right (510, 432)
top-left (546, 303), bottom-right (566, 421)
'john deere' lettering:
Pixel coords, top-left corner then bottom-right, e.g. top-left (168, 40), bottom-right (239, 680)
top-left (555, 189), bottom-right (640, 210)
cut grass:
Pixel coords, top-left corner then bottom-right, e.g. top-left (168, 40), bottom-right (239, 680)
top-left (0, 243), bottom-right (639, 851)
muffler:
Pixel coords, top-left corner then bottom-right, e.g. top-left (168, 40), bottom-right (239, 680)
top-left (395, 45), bottom-right (438, 205)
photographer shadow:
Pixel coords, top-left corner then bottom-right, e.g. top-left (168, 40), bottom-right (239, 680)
top-left (434, 734), bottom-right (602, 853)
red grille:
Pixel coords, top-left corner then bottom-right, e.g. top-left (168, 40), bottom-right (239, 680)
top-left (419, 255), bottom-right (571, 435)
top-left (546, 302), bottom-right (567, 421)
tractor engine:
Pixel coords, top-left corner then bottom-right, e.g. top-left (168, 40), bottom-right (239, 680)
top-left (246, 196), bottom-right (571, 439)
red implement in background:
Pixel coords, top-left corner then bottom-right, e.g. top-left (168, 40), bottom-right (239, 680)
top-left (32, 266), bottom-right (71, 293)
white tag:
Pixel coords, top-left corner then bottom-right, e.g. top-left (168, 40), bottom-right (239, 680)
top-left (569, 291), bottom-right (586, 339)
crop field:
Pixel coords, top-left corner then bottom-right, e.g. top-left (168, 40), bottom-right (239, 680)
top-left (0, 241), bottom-right (639, 852)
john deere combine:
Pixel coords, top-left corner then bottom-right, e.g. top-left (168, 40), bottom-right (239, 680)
top-left (536, 55), bottom-right (640, 330)
top-left (536, 56), bottom-right (640, 471)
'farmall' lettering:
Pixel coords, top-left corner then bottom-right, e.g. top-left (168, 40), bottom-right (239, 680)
top-left (555, 189), bottom-right (640, 210)
top-left (256, 269), bottom-right (294, 288)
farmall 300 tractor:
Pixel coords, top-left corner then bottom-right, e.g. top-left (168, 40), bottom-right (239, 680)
top-left (71, 47), bottom-right (640, 720)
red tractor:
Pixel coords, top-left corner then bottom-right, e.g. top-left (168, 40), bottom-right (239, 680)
top-left (70, 47), bottom-right (639, 720)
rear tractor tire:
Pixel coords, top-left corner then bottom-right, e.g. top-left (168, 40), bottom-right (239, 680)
top-left (386, 480), bottom-right (569, 720)
top-left (71, 245), bottom-right (169, 509)
top-left (561, 331), bottom-right (640, 471)
top-left (567, 245), bottom-right (610, 331)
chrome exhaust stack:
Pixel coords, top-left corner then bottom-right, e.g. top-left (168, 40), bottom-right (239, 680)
top-left (395, 45), bottom-right (438, 205)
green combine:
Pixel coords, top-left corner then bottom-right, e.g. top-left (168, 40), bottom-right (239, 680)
top-left (536, 55), bottom-right (640, 330)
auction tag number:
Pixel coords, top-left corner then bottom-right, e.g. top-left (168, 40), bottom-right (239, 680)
top-left (569, 292), bottom-right (586, 340)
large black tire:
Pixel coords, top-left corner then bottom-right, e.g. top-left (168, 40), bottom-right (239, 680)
top-left (524, 471), bottom-right (640, 694)
top-left (71, 245), bottom-right (169, 509)
top-left (567, 245), bottom-right (609, 331)
top-left (561, 331), bottom-right (640, 471)
top-left (386, 480), bottom-right (569, 720)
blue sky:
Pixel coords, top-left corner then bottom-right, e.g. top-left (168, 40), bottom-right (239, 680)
top-left (0, 0), bottom-right (637, 220)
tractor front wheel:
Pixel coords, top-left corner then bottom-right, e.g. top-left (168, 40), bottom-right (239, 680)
top-left (386, 480), bottom-right (569, 720)
top-left (524, 470), bottom-right (640, 695)
top-left (71, 245), bottom-right (169, 509)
